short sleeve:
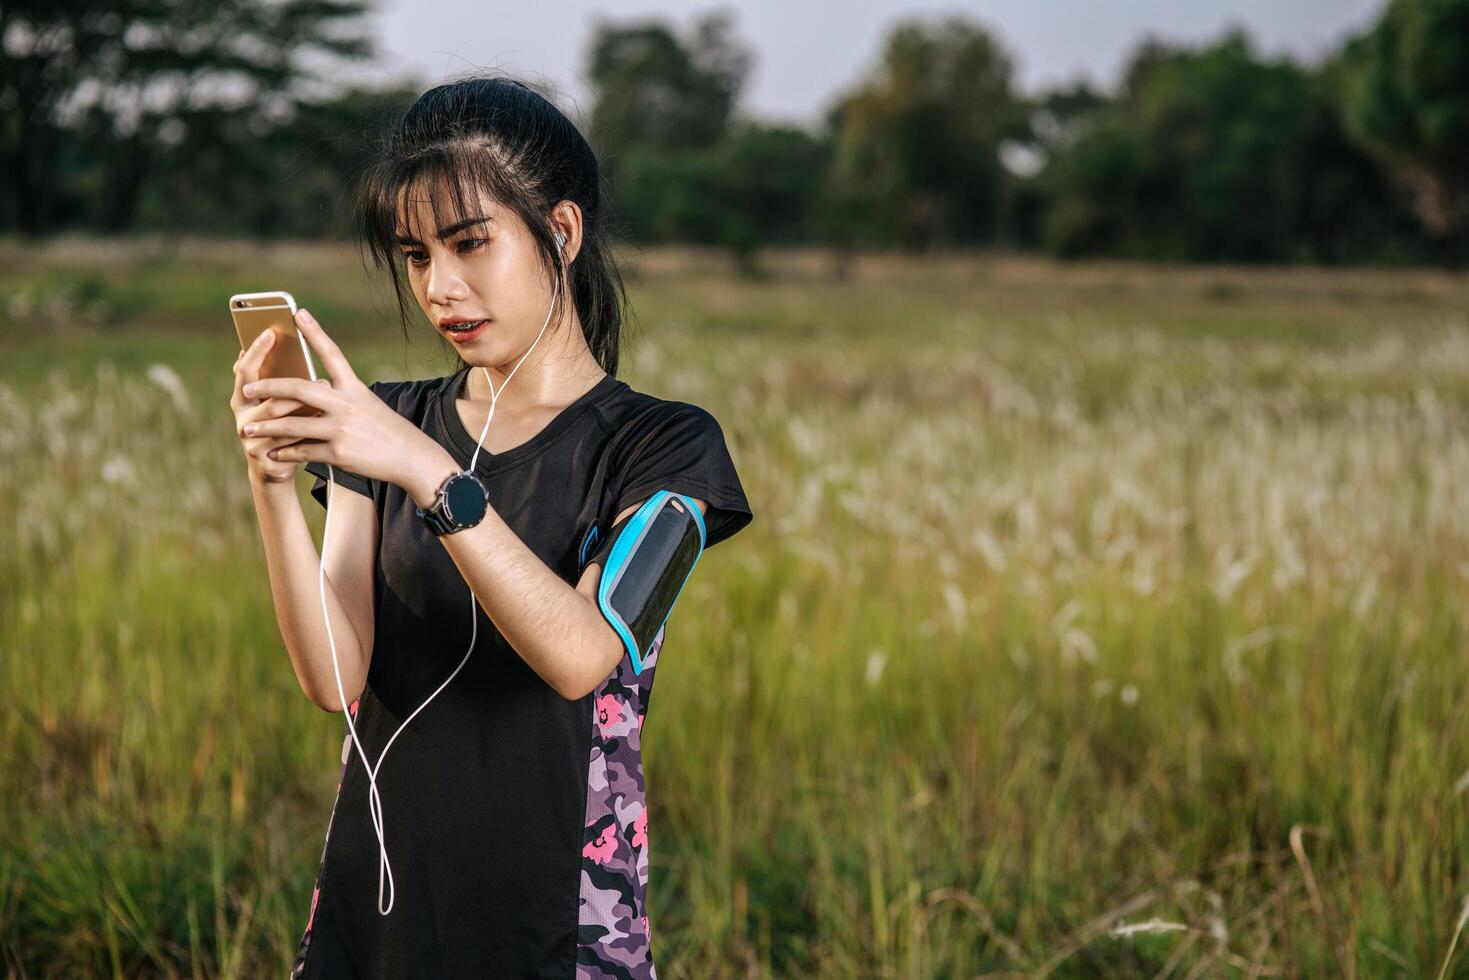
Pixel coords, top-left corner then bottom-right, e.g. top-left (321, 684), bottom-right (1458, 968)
top-left (304, 459), bottom-right (372, 509)
top-left (608, 403), bottom-right (753, 550)
top-left (302, 381), bottom-right (393, 510)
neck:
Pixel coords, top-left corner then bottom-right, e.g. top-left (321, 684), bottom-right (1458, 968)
top-left (460, 309), bottom-right (605, 412)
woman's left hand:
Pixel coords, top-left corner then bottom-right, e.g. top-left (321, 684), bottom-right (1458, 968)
top-left (238, 307), bottom-right (443, 489)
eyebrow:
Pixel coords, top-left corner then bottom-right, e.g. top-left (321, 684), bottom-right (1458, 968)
top-left (394, 216), bottom-right (493, 246)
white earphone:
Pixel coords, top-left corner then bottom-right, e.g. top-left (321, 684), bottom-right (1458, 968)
top-left (314, 224), bottom-right (569, 915)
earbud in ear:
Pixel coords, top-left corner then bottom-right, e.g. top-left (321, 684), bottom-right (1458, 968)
top-left (554, 231), bottom-right (567, 250)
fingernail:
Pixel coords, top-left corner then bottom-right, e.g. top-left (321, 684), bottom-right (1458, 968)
top-left (243, 423), bottom-right (256, 434)
top-left (299, 309), bottom-right (314, 323)
top-left (243, 383), bottom-right (255, 396)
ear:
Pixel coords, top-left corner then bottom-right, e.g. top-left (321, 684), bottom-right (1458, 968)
top-left (549, 201), bottom-right (582, 264)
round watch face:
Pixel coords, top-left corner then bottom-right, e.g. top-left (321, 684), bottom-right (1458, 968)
top-left (442, 473), bottom-right (488, 526)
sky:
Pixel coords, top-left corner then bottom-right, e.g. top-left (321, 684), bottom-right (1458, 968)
top-left (349, 0), bottom-right (1388, 130)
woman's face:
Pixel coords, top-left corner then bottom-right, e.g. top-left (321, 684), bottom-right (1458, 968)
top-left (395, 182), bottom-right (564, 370)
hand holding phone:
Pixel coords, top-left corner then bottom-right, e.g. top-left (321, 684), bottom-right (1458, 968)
top-left (229, 290), bottom-right (318, 485)
top-left (236, 326), bottom-right (327, 484)
top-left (229, 300), bottom-right (421, 493)
top-left (228, 291), bottom-right (318, 416)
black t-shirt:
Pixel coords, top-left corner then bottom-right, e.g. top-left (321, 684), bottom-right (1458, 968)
top-left (289, 364), bottom-right (753, 979)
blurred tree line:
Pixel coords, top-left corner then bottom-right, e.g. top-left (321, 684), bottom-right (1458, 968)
top-left (2, 0), bottom-right (1466, 265)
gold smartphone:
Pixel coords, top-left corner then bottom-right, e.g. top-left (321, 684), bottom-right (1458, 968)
top-left (229, 290), bottom-right (317, 418)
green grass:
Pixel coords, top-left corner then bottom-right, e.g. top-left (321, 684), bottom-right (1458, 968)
top-left (2, 238), bottom-right (1468, 977)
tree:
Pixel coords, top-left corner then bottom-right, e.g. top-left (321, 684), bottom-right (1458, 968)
top-left (585, 7), bottom-right (753, 170)
top-left (1039, 29), bottom-right (1420, 263)
top-left (1026, 80), bottom-right (1108, 159)
top-left (1333, 0), bottom-right (1469, 248)
top-left (135, 83), bottom-right (423, 237)
top-left (0, 0), bottom-right (374, 235)
top-left (821, 14), bottom-right (1026, 252)
top-left (607, 122), bottom-right (828, 275)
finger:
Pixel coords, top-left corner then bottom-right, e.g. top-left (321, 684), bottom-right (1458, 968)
top-left (242, 396), bottom-right (313, 422)
top-left (246, 327), bottom-right (275, 364)
top-left (246, 434), bottom-right (307, 455)
top-left (233, 332), bottom-right (267, 381)
top-left (236, 329), bottom-right (277, 393)
top-left (295, 308), bottom-right (357, 385)
top-left (267, 439), bottom-right (326, 463)
top-left (241, 376), bottom-right (325, 407)
top-left (242, 415), bottom-right (333, 441)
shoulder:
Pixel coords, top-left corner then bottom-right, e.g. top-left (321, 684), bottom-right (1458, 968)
top-left (594, 382), bottom-right (726, 454)
top-left (595, 382), bottom-right (753, 547)
top-left (593, 386), bottom-right (736, 486)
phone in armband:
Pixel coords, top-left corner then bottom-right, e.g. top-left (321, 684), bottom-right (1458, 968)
top-left (595, 491), bottom-right (708, 675)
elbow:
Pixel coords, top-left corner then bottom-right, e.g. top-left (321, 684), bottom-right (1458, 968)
top-left (309, 684), bottom-right (362, 714)
top-left (557, 682), bottom-right (591, 702)
top-left (311, 690), bottom-right (346, 713)
top-left (557, 670), bottom-right (602, 703)
top-left (557, 628), bottom-right (626, 702)
top-left (556, 675), bottom-right (595, 702)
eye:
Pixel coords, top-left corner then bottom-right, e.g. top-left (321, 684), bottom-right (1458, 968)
top-left (402, 249), bottom-right (429, 267)
top-left (457, 237), bottom-right (487, 254)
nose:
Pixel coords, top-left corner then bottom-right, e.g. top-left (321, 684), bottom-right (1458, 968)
top-left (424, 257), bottom-right (468, 307)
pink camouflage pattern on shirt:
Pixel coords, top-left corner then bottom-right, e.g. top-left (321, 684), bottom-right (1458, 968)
top-left (576, 623), bottom-right (666, 978)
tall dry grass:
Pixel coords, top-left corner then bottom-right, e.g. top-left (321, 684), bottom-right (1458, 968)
top-left (2, 239), bottom-right (1467, 977)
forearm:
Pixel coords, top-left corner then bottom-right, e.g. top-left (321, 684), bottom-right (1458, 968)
top-left (249, 474), bottom-right (369, 711)
top-left (407, 454), bottom-right (617, 700)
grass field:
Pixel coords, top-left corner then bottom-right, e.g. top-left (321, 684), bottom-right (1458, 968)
top-left (2, 237), bottom-right (1468, 978)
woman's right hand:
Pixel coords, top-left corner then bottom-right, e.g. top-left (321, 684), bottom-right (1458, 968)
top-left (232, 329), bottom-right (318, 486)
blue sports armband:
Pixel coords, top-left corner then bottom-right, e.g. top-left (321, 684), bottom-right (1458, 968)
top-left (589, 490), bottom-right (707, 675)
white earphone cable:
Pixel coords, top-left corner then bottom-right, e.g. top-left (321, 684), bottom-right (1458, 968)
top-left (315, 233), bottom-right (568, 915)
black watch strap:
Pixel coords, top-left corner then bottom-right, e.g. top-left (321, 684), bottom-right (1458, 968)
top-left (417, 498), bottom-right (457, 536)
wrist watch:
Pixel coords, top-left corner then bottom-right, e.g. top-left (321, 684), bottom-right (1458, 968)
top-left (416, 469), bottom-right (490, 536)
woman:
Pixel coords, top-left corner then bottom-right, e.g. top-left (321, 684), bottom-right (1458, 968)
top-left (229, 76), bottom-right (754, 978)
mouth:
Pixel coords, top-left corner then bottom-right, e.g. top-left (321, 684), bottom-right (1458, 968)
top-left (442, 319), bottom-right (489, 342)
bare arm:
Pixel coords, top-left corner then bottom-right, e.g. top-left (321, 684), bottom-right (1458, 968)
top-left (398, 449), bottom-right (706, 701)
top-left (250, 475), bottom-right (377, 712)
top-left (232, 328), bottom-right (375, 713)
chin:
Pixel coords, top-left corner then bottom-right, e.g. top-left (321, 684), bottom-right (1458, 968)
top-left (459, 342), bottom-right (519, 374)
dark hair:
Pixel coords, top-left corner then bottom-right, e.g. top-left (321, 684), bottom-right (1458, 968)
top-left (357, 75), bottom-right (630, 376)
